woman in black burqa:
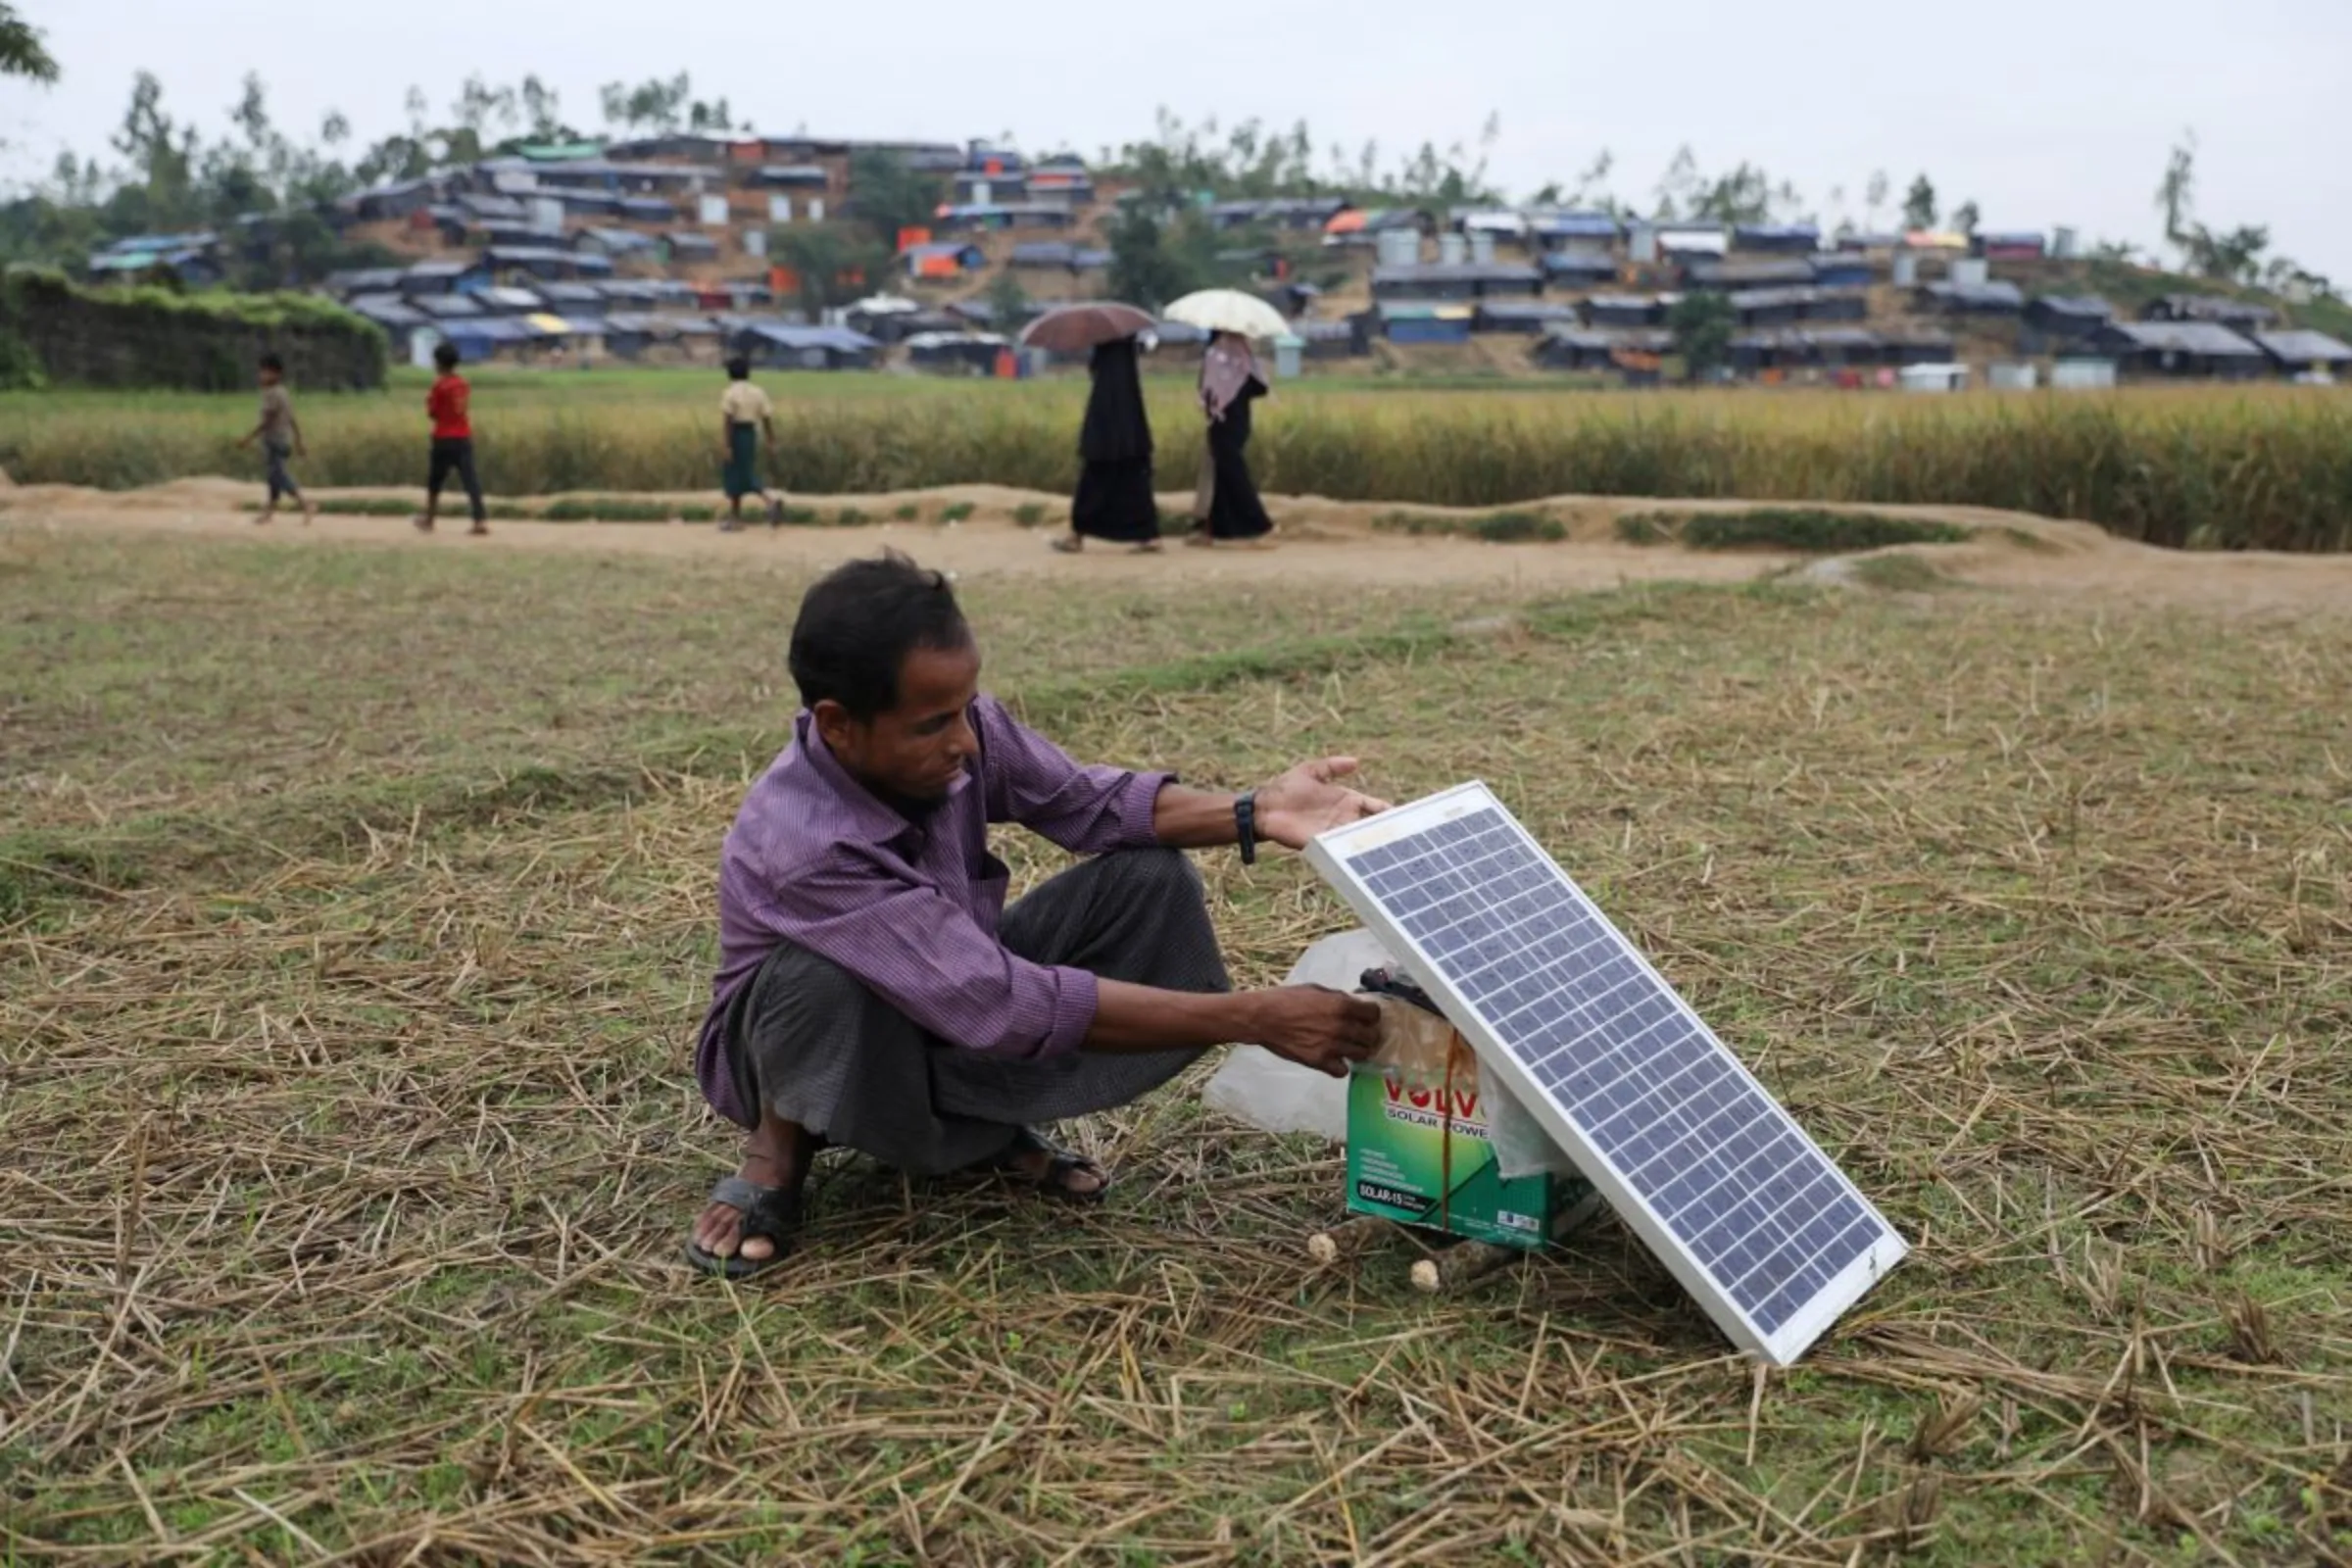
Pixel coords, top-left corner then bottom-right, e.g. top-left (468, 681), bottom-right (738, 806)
top-left (1054, 336), bottom-right (1160, 554)
top-left (1189, 330), bottom-right (1274, 547)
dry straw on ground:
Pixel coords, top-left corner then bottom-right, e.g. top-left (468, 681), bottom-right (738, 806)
top-left (1, 530), bottom-right (2347, 1564)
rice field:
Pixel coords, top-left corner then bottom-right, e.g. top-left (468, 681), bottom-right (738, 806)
top-left (2, 525), bottom-right (2348, 1564)
top-left (5, 371), bottom-right (2351, 551)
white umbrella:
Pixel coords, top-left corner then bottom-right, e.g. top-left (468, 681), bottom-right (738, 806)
top-left (1163, 288), bottom-right (1289, 340)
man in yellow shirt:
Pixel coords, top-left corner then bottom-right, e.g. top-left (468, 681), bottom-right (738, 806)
top-left (717, 357), bottom-right (784, 530)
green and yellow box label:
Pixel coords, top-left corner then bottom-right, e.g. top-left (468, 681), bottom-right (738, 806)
top-left (1346, 1066), bottom-right (1596, 1250)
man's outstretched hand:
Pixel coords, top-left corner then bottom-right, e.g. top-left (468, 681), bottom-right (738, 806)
top-left (1248, 986), bottom-right (1384, 1077)
top-left (1255, 757), bottom-right (1393, 851)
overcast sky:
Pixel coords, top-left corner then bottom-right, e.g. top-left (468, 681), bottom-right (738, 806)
top-left (5, 0), bottom-right (2348, 279)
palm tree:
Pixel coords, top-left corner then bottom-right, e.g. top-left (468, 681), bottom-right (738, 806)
top-left (0, 5), bottom-right (58, 82)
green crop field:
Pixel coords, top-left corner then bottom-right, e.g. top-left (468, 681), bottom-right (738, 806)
top-left (3, 525), bottom-right (2347, 1563)
top-left (6, 371), bottom-right (2352, 551)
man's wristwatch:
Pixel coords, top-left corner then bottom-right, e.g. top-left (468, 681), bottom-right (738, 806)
top-left (1236, 791), bottom-right (1258, 866)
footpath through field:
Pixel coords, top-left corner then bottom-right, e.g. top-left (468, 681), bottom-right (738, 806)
top-left (7, 476), bottom-right (2351, 615)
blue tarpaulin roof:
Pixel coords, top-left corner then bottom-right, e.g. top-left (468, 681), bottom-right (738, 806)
top-left (740, 322), bottom-right (879, 353)
top-left (1527, 212), bottom-right (1619, 239)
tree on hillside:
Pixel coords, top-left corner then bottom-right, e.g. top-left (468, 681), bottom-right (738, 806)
top-left (847, 150), bottom-right (944, 249)
top-left (110, 72), bottom-right (201, 233)
top-left (0, 1), bottom-right (54, 81)
top-left (2155, 131), bottom-right (2197, 247)
top-left (986, 269), bottom-right (1030, 331)
top-left (1901, 174), bottom-right (1937, 231)
top-left (2148, 132), bottom-right (2301, 289)
top-left (1105, 207), bottom-right (1225, 312)
top-left (1103, 107), bottom-right (1502, 209)
top-left (1666, 291), bottom-right (1735, 380)
top-left (600, 73), bottom-right (732, 134)
top-left (1951, 199), bottom-right (1981, 236)
top-left (0, 3), bottom-right (57, 82)
top-left (771, 223), bottom-right (887, 317)
top-left (1863, 170), bottom-right (1889, 230)
top-left (1653, 147), bottom-right (1802, 224)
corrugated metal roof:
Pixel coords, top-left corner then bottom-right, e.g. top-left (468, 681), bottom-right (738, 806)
top-left (1542, 326), bottom-right (1675, 352)
top-left (1924, 280), bottom-right (2026, 309)
top-left (2104, 320), bottom-right (2263, 356)
top-left (1527, 212), bottom-right (1620, 239)
top-left (2147, 293), bottom-right (2277, 326)
top-left (1688, 259), bottom-right (1814, 287)
top-left (347, 295), bottom-right (427, 327)
top-left (1372, 263), bottom-right (1543, 285)
top-left (2031, 294), bottom-right (2112, 320)
top-left (743, 322), bottom-right (880, 352)
top-left (2249, 329), bottom-right (2352, 363)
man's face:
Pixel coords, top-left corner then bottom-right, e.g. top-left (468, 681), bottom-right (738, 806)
top-left (814, 640), bottom-right (983, 805)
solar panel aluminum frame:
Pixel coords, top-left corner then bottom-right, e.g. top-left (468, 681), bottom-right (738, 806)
top-left (1305, 781), bottom-right (1907, 1365)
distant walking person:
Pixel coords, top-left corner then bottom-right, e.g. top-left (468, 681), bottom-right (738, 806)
top-left (415, 342), bottom-right (488, 537)
top-left (1190, 331), bottom-right (1273, 548)
top-left (238, 354), bottom-right (315, 526)
top-left (1054, 336), bottom-right (1158, 554)
top-left (717, 357), bottom-right (785, 531)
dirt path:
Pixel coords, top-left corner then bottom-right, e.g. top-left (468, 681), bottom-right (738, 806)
top-left (6, 478), bottom-right (2349, 612)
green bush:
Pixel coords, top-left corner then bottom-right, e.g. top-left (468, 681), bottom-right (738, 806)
top-left (1, 268), bottom-right (386, 391)
top-left (1373, 509), bottom-right (1563, 542)
top-left (1011, 502), bottom-right (1049, 527)
top-left (1619, 508), bottom-right (1970, 552)
top-left (939, 501), bottom-right (976, 523)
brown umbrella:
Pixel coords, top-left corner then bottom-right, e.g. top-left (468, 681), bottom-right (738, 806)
top-left (1018, 302), bottom-right (1155, 354)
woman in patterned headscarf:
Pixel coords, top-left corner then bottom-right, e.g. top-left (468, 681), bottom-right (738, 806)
top-left (1189, 331), bottom-right (1274, 548)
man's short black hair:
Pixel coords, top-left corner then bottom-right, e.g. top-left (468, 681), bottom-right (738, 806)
top-left (726, 356), bottom-right (751, 380)
top-left (258, 352), bottom-right (284, 373)
top-left (433, 342), bottom-right (461, 372)
top-left (789, 552), bottom-right (970, 720)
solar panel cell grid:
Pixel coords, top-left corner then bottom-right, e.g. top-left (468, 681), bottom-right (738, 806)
top-left (1317, 794), bottom-right (1900, 1357)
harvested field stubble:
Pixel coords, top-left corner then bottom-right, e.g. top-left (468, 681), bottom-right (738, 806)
top-left (1, 532), bottom-right (2348, 1563)
top-left (7, 376), bottom-right (2352, 551)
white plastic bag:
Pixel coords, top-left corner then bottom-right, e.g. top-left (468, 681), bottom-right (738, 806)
top-left (1202, 928), bottom-right (1583, 1181)
top-left (1199, 929), bottom-right (1387, 1143)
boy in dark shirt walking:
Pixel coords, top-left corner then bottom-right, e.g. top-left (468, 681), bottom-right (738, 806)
top-left (414, 342), bottom-right (488, 536)
top-left (237, 354), bottom-right (315, 525)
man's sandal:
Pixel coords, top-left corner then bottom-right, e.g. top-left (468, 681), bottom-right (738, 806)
top-left (987, 1127), bottom-right (1110, 1204)
top-left (682, 1176), bottom-right (804, 1279)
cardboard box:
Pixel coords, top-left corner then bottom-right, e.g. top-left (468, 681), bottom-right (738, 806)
top-left (1345, 1060), bottom-right (1600, 1250)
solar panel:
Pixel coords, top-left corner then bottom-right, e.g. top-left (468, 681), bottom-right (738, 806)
top-left (1306, 782), bottom-right (1905, 1365)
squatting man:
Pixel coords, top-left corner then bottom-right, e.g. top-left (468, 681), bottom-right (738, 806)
top-left (686, 552), bottom-right (1390, 1274)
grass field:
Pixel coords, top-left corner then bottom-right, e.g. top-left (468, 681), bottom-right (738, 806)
top-left (2, 529), bottom-right (2349, 1564)
top-left (5, 371), bottom-right (2352, 552)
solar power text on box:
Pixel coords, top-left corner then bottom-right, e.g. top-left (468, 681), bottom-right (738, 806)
top-left (1306, 782), bottom-right (1906, 1365)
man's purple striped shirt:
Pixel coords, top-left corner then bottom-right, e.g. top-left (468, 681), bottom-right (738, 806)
top-left (695, 697), bottom-right (1171, 1127)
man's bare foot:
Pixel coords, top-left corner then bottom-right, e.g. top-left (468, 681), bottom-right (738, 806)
top-left (988, 1128), bottom-right (1109, 1200)
top-left (466, 522), bottom-right (490, 537)
top-left (300, 501), bottom-right (317, 526)
top-left (690, 1117), bottom-right (823, 1267)
top-left (413, 514), bottom-right (434, 533)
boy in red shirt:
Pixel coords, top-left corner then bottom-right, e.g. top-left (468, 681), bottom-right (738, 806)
top-left (415, 342), bottom-right (488, 536)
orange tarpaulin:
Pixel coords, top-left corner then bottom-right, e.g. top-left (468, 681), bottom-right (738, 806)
top-left (1325, 210), bottom-right (1369, 236)
top-left (898, 226), bottom-right (933, 253)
